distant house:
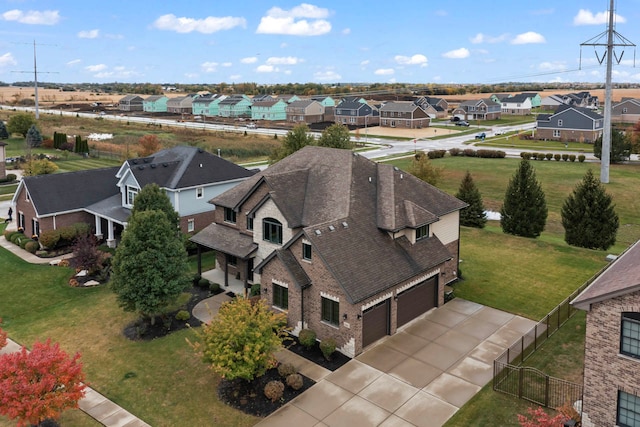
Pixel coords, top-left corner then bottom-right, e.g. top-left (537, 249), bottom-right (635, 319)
top-left (414, 96), bottom-right (449, 119)
top-left (572, 240), bottom-right (640, 427)
top-left (452, 98), bottom-right (501, 121)
top-left (11, 146), bottom-right (255, 247)
top-left (490, 93), bottom-right (512, 104)
top-left (501, 93), bottom-right (533, 115)
top-left (143, 95), bottom-right (169, 113)
top-left (611, 98), bottom-right (640, 124)
top-left (311, 96), bottom-right (336, 121)
top-left (191, 94), bottom-right (217, 116)
top-left (276, 94), bottom-right (301, 104)
top-left (167, 95), bottom-right (198, 114)
top-left (119, 95), bottom-right (144, 112)
top-left (341, 96), bottom-right (367, 104)
top-left (334, 100), bottom-right (379, 127)
top-left (540, 94), bottom-right (566, 110)
top-left (218, 95), bottom-right (252, 118)
top-left (379, 101), bottom-right (430, 128)
top-left (250, 99), bottom-right (288, 121)
top-left (191, 146), bottom-right (467, 357)
top-left (540, 92), bottom-right (599, 111)
top-left (520, 92), bottom-right (541, 108)
top-left (286, 100), bottom-right (327, 124)
top-left (536, 105), bottom-right (603, 143)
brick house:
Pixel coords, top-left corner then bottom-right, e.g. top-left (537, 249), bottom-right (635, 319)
top-left (379, 101), bottom-right (430, 129)
top-left (285, 100), bottom-right (327, 124)
top-left (191, 146), bottom-right (466, 357)
top-left (536, 106), bottom-right (603, 143)
top-left (11, 146), bottom-right (255, 247)
top-left (572, 240), bottom-right (640, 427)
top-left (612, 98), bottom-right (640, 124)
top-left (452, 98), bottom-right (501, 121)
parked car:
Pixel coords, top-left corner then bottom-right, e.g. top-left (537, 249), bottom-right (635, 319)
top-left (475, 132), bottom-right (486, 140)
top-left (456, 121), bottom-right (470, 127)
top-left (246, 122), bottom-right (257, 129)
top-left (450, 117), bottom-right (460, 122)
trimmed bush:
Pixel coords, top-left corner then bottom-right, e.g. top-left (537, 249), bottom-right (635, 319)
top-left (578, 155), bottom-right (586, 163)
top-left (250, 283), bottom-right (261, 296)
top-left (427, 150), bottom-right (446, 159)
top-left (264, 380), bottom-right (285, 403)
top-left (449, 147), bottom-right (461, 157)
top-left (562, 154), bottom-right (569, 161)
top-left (19, 238), bottom-right (34, 249)
top-left (554, 154), bottom-right (561, 161)
top-left (24, 240), bottom-right (39, 254)
top-left (476, 149), bottom-right (506, 158)
top-left (277, 363), bottom-right (297, 378)
top-left (569, 154), bottom-right (577, 162)
top-left (38, 230), bottom-right (60, 249)
top-left (175, 310), bottom-right (190, 321)
top-left (521, 152), bottom-right (532, 160)
top-left (463, 148), bottom-right (477, 157)
top-left (286, 373), bottom-right (304, 390)
top-left (209, 282), bottom-right (221, 293)
top-left (197, 278), bottom-right (210, 288)
top-left (320, 337), bottom-right (337, 361)
top-left (298, 329), bottom-right (316, 349)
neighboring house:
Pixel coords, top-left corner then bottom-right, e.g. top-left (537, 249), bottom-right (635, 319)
top-left (118, 95), bottom-right (144, 112)
top-left (540, 92), bottom-right (599, 111)
top-left (285, 100), bottom-right (326, 124)
top-left (341, 96), bottom-right (367, 104)
top-left (540, 94), bottom-right (566, 110)
top-left (143, 95), bottom-right (169, 113)
top-left (572, 240), bottom-right (640, 427)
top-left (520, 92), bottom-right (541, 108)
top-left (12, 146), bottom-right (255, 247)
top-left (536, 105), bottom-right (604, 143)
top-left (191, 146), bottom-right (466, 357)
top-left (501, 93), bottom-right (533, 115)
top-left (252, 95), bottom-right (273, 102)
top-left (218, 95), bottom-right (252, 118)
top-left (311, 96), bottom-right (336, 122)
top-left (334, 100), bottom-right (379, 127)
top-left (379, 101), bottom-right (430, 128)
top-left (414, 96), bottom-right (449, 119)
top-left (167, 95), bottom-right (198, 114)
top-left (0, 141), bottom-right (6, 180)
top-left (452, 98), bottom-right (501, 121)
top-left (276, 94), bottom-right (301, 104)
top-left (490, 94), bottom-right (512, 105)
top-left (611, 98), bottom-right (640, 124)
top-left (250, 99), bottom-right (288, 121)
top-left (191, 94), bottom-right (217, 116)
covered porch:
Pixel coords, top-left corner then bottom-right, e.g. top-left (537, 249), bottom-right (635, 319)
top-left (201, 268), bottom-right (245, 296)
top-left (86, 195), bottom-right (130, 248)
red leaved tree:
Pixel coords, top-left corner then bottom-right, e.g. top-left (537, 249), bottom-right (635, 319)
top-left (138, 134), bottom-right (161, 157)
top-left (0, 319), bottom-right (7, 349)
top-left (0, 339), bottom-right (86, 426)
top-left (517, 406), bottom-right (568, 427)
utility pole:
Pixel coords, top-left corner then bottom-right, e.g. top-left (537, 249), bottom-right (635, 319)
top-left (580, 0), bottom-right (635, 183)
top-left (12, 40), bottom-right (58, 120)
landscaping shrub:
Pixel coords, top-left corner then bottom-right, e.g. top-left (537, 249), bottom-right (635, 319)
top-left (286, 373), bottom-right (304, 390)
top-left (545, 153), bottom-right (553, 160)
top-left (19, 238), bottom-right (34, 250)
top-left (449, 147), bottom-right (461, 157)
top-left (175, 310), bottom-right (190, 321)
top-left (569, 154), bottom-right (576, 162)
top-left (38, 230), bottom-right (60, 249)
top-left (320, 337), bottom-right (337, 361)
top-left (3, 230), bottom-right (15, 241)
top-left (463, 148), bottom-right (477, 157)
top-left (209, 282), bottom-right (220, 293)
top-left (530, 152), bottom-right (539, 160)
top-left (263, 380), bottom-right (285, 403)
top-left (10, 233), bottom-right (23, 245)
top-left (427, 150), bottom-right (446, 159)
top-left (476, 149), bottom-right (506, 158)
top-left (554, 154), bottom-right (562, 161)
top-left (197, 278), bottom-right (210, 288)
top-left (192, 274), bottom-right (201, 286)
top-left (0, 173), bottom-right (17, 183)
top-left (578, 155), bottom-right (586, 163)
top-left (520, 152), bottom-right (532, 160)
top-left (562, 154), bottom-right (569, 161)
top-left (250, 283), bottom-right (261, 297)
top-left (277, 363), bottom-right (296, 378)
top-left (298, 329), bottom-right (316, 349)
top-left (22, 239), bottom-right (39, 253)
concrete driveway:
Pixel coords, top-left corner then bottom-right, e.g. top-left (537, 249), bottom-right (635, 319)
top-left (257, 298), bottom-right (536, 427)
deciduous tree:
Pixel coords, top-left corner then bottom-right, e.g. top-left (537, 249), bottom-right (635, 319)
top-left (111, 209), bottom-right (189, 324)
top-left (0, 339), bottom-right (86, 427)
top-left (131, 183), bottom-right (180, 231)
top-left (0, 319), bottom-right (7, 350)
top-left (517, 406), bottom-right (567, 427)
top-left (561, 169), bottom-right (619, 250)
top-left (408, 151), bottom-right (442, 186)
top-left (317, 123), bottom-right (353, 150)
top-left (455, 170), bottom-right (487, 228)
top-left (138, 134), bottom-right (161, 157)
top-left (269, 124), bottom-right (316, 162)
top-left (7, 113), bottom-right (35, 137)
top-left (23, 159), bottom-right (59, 176)
top-left (500, 159), bottom-right (547, 238)
top-left (71, 234), bottom-right (104, 275)
top-left (594, 129), bottom-right (631, 163)
top-left (190, 297), bottom-right (288, 381)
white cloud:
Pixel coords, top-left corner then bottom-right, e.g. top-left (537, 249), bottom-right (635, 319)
top-left (256, 64), bottom-right (278, 73)
top-left (360, 60), bottom-right (370, 66)
top-left (0, 52), bottom-right (17, 68)
top-left (538, 61), bottom-right (567, 72)
top-left (1, 9), bottom-right (60, 25)
top-left (184, 73), bottom-right (198, 79)
top-left (342, 28), bottom-right (350, 35)
top-left (442, 48), bottom-right (470, 59)
top-left (105, 33), bottom-right (124, 40)
top-left (388, 77), bottom-right (397, 84)
top-left (394, 54), bottom-right (428, 67)
top-left (78, 29), bottom-right (99, 39)
top-left (256, 3), bottom-right (331, 36)
top-left (85, 64), bottom-right (107, 72)
top-left (374, 68), bottom-right (394, 75)
top-left (241, 56), bottom-right (258, 64)
top-left (314, 70), bottom-right (341, 81)
top-left (153, 14), bottom-right (246, 34)
top-left (66, 59), bottom-right (81, 66)
top-left (470, 33), bottom-right (508, 44)
top-left (222, 62), bottom-right (232, 67)
top-left (511, 32), bottom-right (546, 44)
top-left (573, 9), bottom-right (626, 25)
top-left (229, 74), bottom-right (242, 80)
top-left (94, 69), bottom-right (142, 79)
top-left (266, 56), bottom-right (301, 65)
top-left (201, 61), bottom-right (218, 72)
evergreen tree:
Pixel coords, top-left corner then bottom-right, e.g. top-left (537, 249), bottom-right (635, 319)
top-left (500, 159), bottom-right (547, 238)
top-left (455, 170), bottom-right (487, 228)
top-left (0, 121), bottom-right (8, 139)
top-left (25, 124), bottom-right (42, 148)
top-left (131, 183), bottom-right (180, 231)
top-left (317, 123), bottom-right (353, 149)
top-left (593, 129), bottom-right (631, 163)
top-left (110, 210), bottom-right (189, 324)
top-left (561, 169), bottom-right (619, 250)
top-left (269, 123), bottom-right (316, 162)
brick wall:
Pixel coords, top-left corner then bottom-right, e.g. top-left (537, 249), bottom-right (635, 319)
top-left (180, 210), bottom-right (216, 234)
top-left (536, 128), bottom-right (600, 143)
top-left (581, 292), bottom-right (640, 426)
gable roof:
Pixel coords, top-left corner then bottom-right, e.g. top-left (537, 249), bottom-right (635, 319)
top-left (553, 105), bottom-right (603, 121)
top-left (379, 101), bottom-right (423, 113)
top-left (502, 94), bottom-right (531, 104)
top-left (572, 241), bottom-right (640, 310)
top-left (287, 99), bottom-right (317, 109)
top-left (144, 95), bottom-right (167, 102)
top-left (124, 146), bottom-right (255, 190)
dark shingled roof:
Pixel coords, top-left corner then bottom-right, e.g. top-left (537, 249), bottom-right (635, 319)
top-left (23, 167), bottom-right (120, 216)
top-left (572, 241), bottom-right (640, 310)
top-left (190, 223), bottom-right (258, 259)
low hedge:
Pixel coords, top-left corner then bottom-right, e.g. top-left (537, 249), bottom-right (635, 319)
top-left (521, 152), bottom-right (583, 163)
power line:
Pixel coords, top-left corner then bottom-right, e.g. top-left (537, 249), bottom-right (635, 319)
top-left (11, 40), bottom-right (58, 119)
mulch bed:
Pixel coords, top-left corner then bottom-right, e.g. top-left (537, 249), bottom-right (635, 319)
top-left (218, 366), bottom-right (315, 417)
top-left (284, 334), bottom-right (350, 371)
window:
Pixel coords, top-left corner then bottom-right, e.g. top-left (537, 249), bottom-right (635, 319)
top-left (618, 390), bottom-right (640, 427)
top-left (196, 187), bottom-right (204, 199)
top-left (224, 207), bottom-right (236, 224)
top-left (416, 224), bottom-right (429, 241)
top-left (126, 186), bottom-right (138, 206)
top-left (228, 255), bottom-right (237, 266)
top-left (553, 130), bottom-right (561, 138)
top-left (263, 218), bottom-right (283, 244)
top-left (321, 297), bottom-right (340, 326)
top-left (623, 108), bottom-right (628, 113)
top-left (32, 219), bottom-right (39, 237)
top-left (557, 119), bottom-right (563, 127)
top-left (302, 242), bottom-right (312, 261)
top-left (621, 312), bottom-right (640, 359)
top-left (187, 219), bottom-right (195, 232)
top-left (247, 216), bottom-right (254, 231)
top-left (273, 284), bottom-right (288, 310)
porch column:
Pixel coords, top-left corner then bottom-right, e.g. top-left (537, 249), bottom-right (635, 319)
top-left (196, 245), bottom-right (202, 277)
top-left (223, 253), bottom-right (229, 287)
top-left (94, 216), bottom-right (103, 240)
top-left (106, 219), bottom-right (116, 248)
top-left (244, 261), bottom-right (249, 298)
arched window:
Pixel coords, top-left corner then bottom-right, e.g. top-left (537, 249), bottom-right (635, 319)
top-left (263, 218), bottom-right (283, 244)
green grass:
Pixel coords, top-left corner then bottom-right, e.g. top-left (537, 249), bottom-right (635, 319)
top-left (187, 249), bottom-right (216, 275)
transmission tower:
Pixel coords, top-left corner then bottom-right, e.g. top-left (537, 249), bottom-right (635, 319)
top-left (12, 40), bottom-right (58, 120)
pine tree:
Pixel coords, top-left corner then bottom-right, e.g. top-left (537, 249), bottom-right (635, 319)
top-left (131, 183), bottom-right (180, 231)
top-left (561, 169), bottom-right (619, 250)
top-left (500, 159), bottom-right (547, 238)
top-left (455, 170), bottom-right (487, 228)
top-left (25, 124), bottom-right (42, 148)
top-left (0, 121), bottom-right (8, 139)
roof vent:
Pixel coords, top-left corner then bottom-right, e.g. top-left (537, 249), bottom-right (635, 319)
top-left (138, 165), bottom-right (145, 170)
top-left (315, 229), bottom-right (322, 236)
top-left (143, 158), bottom-right (150, 163)
top-left (198, 148), bottom-right (204, 153)
top-left (342, 221), bottom-right (348, 228)
top-left (199, 163), bottom-right (203, 168)
top-left (328, 225), bottom-right (335, 231)
top-left (163, 163), bottom-right (168, 167)
top-left (132, 159), bottom-right (138, 164)
top-left (368, 177), bottom-right (372, 183)
top-left (394, 166), bottom-right (399, 171)
top-left (150, 164), bottom-right (156, 168)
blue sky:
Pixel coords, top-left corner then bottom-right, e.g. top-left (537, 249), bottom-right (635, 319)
top-left (1, 1), bottom-right (640, 85)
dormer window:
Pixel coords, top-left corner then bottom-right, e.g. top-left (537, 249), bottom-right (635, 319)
top-left (416, 224), bottom-right (429, 241)
top-left (224, 207), bottom-right (236, 224)
top-left (126, 186), bottom-right (138, 206)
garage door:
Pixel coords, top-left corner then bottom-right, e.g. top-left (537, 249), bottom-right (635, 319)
top-left (362, 299), bottom-right (390, 348)
top-left (397, 276), bottom-right (437, 328)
